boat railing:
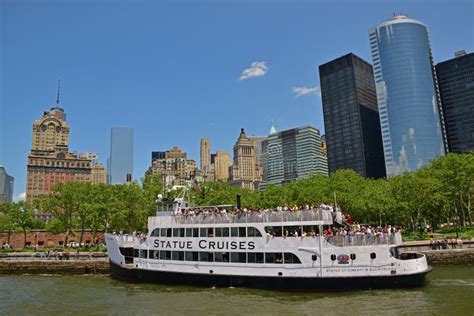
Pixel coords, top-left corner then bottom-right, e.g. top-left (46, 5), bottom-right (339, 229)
top-left (325, 232), bottom-right (403, 247)
top-left (162, 208), bottom-right (335, 225)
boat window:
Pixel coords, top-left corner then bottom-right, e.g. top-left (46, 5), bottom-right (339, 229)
top-left (160, 228), bottom-right (172, 237)
top-left (231, 227), bottom-right (239, 237)
top-left (265, 252), bottom-right (283, 264)
top-left (199, 252), bottom-right (214, 262)
top-left (247, 227), bottom-right (262, 237)
top-left (139, 249), bottom-right (147, 258)
top-left (238, 227), bottom-right (246, 237)
top-left (284, 253), bottom-right (301, 264)
top-left (265, 226), bottom-right (283, 237)
top-left (207, 228), bottom-right (214, 237)
top-left (173, 228), bottom-right (185, 237)
top-left (149, 250), bottom-right (159, 259)
top-left (186, 228), bottom-right (199, 237)
top-left (185, 251), bottom-right (199, 261)
top-left (160, 250), bottom-right (171, 260)
top-left (133, 249), bottom-right (139, 258)
top-left (247, 252), bottom-right (264, 263)
top-left (172, 251), bottom-right (184, 261)
top-left (284, 226), bottom-right (302, 237)
top-left (231, 252), bottom-right (247, 263)
top-left (214, 252), bottom-right (229, 262)
top-left (223, 227), bottom-right (230, 237)
top-left (215, 227), bottom-right (222, 237)
top-left (150, 229), bottom-right (160, 237)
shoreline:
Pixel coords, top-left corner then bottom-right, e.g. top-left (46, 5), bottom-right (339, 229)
top-left (1, 245), bottom-right (473, 275)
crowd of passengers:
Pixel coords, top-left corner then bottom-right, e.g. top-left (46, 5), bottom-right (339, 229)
top-left (172, 203), bottom-right (341, 218)
top-left (266, 224), bottom-right (401, 239)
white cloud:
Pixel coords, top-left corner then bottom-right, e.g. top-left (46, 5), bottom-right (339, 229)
top-left (13, 192), bottom-right (26, 202)
top-left (239, 61), bottom-right (268, 80)
top-left (292, 86), bottom-right (321, 97)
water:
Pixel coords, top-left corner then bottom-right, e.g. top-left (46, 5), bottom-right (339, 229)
top-left (1, 265), bottom-right (473, 315)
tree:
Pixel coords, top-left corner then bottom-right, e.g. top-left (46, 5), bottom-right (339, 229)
top-left (8, 202), bottom-right (35, 249)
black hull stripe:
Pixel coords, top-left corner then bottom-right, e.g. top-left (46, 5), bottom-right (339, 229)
top-left (109, 261), bottom-right (431, 290)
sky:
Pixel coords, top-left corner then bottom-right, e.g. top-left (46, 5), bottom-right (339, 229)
top-left (1, 0), bottom-right (473, 200)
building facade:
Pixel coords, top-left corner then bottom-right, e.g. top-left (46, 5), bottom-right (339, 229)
top-left (146, 147), bottom-right (197, 187)
top-left (214, 151), bottom-right (232, 182)
top-left (319, 53), bottom-right (386, 178)
top-left (436, 51), bottom-right (474, 153)
top-left (0, 166), bottom-right (14, 204)
top-left (200, 138), bottom-right (211, 174)
top-left (229, 129), bottom-right (262, 190)
top-left (26, 106), bottom-right (93, 201)
top-left (369, 15), bottom-right (446, 177)
top-left (108, 128), bottom-right (134, 184)
top-left (91, 163), bottom-right (107, 184)
top-left (266, 125), bottom-right (328, 185)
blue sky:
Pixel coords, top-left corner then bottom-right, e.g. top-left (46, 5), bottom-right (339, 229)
top-left (1, 0), bottom-right (473, 200)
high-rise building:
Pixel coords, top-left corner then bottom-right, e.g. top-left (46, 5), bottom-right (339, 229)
top-left (146, 147), bottom-right (197, 187)
top-left (319, 53), bottom-right (386, 178)
top-left (436, 51), bottom-right (474, 153)
top-left (229, 128), bottom-right (262, 190)
top-left (369, 15), bottom-right (446, 177)
top-left (0, 166), bottom-right (14, 204)
top-left (200, 138), bottom-right (211, 173)
top-left (266, 125), bottom-right (328, 185)
top-left (91, 163), bottom-right (107, 184)
top-left (26, 99), bottom-right (93, 201)
top-left (214, 151), bottom-right (232, 182)
top-left (108, 128), bottom-right (134, 184)
top-left (151, 151), bottom-right (166, 162)
top-left (248, 135), bottom-right (268, 179)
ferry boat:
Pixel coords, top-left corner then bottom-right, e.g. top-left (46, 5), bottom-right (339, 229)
top-left (105, 194), bottom-right (432, 290)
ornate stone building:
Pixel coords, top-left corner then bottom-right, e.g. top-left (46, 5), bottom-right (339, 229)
top-left (229, 128), bottom-right (262, 190)
top-left (26, 102), bottom-right (95, 201)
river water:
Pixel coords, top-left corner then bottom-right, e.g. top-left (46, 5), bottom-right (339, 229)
top-left (1, 265), bottom-right (473, 315)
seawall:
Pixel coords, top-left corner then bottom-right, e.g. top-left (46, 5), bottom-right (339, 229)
top-left (0, 253), bottom-right (110, 275)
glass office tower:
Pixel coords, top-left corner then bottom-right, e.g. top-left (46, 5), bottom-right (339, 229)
top-left (108, 128), bottom-right (134, 184)
top-left (369, 15), bottom-right (446, 177)
top-left (436, 51), bottom-right (474, 153)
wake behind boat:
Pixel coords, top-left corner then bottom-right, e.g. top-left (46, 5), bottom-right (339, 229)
top-left (105, 193), bottom-right (431, 290)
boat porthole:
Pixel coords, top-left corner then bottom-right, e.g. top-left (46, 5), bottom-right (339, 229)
top-left (209, 270), bottom-right (213, 274)
top-left (312, 255), bottom-right (317, 261)
top-left (350, 254), bottom-right (356, 260)
top-left (278, 272), bottom-right (283, 276)
top-left (370, 253), bottom-right (376, 259)
top-left (330, 254), bottom-right (336, 261)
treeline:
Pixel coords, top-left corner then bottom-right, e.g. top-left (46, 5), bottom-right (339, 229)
top-left (0, 153), bottom-right (472, 248)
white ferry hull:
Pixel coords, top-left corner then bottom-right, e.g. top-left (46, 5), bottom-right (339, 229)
top-left (109, 261), bottom-right (431, 290)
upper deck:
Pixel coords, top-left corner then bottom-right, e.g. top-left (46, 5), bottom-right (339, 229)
top-left (148, 208), bottom-right (336, 227)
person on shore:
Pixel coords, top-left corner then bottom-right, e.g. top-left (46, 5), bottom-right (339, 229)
top-left (75, 249), bottom-right (80, 260)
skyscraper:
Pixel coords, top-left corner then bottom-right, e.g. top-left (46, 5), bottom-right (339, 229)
top-left (229, 128), bottom-right (262, 190)
top-left (214, 151), bottom-right (232, 182)
top-left (266, 125), bottom-right (328, 185)
top-left (436, 51), bottom-right (474, 153)
top-left (146, 147), bottom-right (197, 187)
top-left (319, 53), bottom-right (386, 178)
top-left (26, 96), bottom-right (93, 201)
top-left (108, 128), bottom-right (134, 184)
top-left (0, 166), bottom-right (14, 204)
top-left (369, 15), bottom-right (446, 177)
top-left (200, 138), bottom-right (211, 176)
